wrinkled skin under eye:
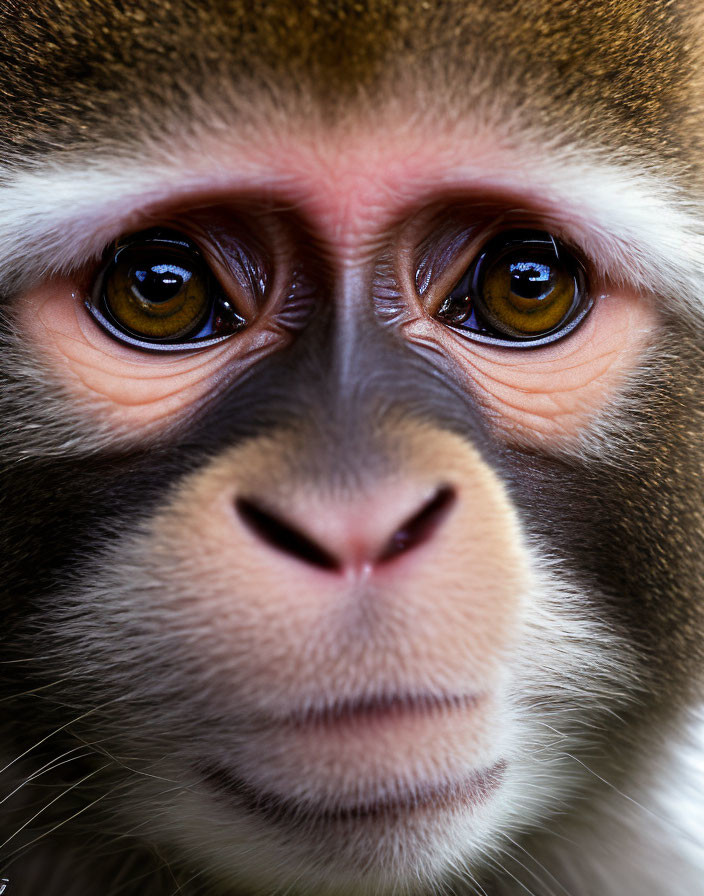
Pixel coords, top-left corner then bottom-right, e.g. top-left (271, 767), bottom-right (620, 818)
top-left (17, 197), bottom-right (657, 450)
top-left (18, 278), bottom-right (293, 435)
top-left (89, 229), bottom-right (247, 350)
top-left (405, 289), bottom-right (658, 445)
top-left (436, 230), bottom-right (590, 347)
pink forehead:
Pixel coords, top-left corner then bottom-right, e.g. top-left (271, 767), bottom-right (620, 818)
top-left (159, 125), bottom-right (544, 249)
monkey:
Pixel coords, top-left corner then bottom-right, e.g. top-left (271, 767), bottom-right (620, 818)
top-left (0, 0), bottom-right (703, 894)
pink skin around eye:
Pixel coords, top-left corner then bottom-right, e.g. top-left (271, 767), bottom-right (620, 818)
top-left (22, 273), bottom-right (656, 448)
top-left (402, 289), bottom-right (657, 446)
top-left (17, 127), bottom-right (658, 446)
top-left (22, 280), bottom-right (288, 433)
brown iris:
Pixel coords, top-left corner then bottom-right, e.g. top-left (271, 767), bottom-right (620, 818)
top-left (436, 230), bottom-right (587, 344)
top-left (473, 233), bottom-right (580, 338)
top-left (103, 235), bottom-right (211, 341)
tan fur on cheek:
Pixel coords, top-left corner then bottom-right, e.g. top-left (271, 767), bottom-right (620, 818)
top-left (404, 292), bottom-right (657, 446)
top-left (18, 281), bottom-right (287, 435)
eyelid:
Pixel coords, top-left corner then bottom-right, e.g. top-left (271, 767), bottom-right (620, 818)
top-left (399, 204), bottom-right (597, 349)
top-left (83, 301), bottom-right (243, 353)
top-left (81, 207), bottom-right (301, 354)
top-left (84, 230), bottom-right (247, 352)
top-left (441, 300), bottom-right (596, 349)
top-left (414, 212), bottom-right (591, 317)
top-left (164, 217), bottom-right (272, 320)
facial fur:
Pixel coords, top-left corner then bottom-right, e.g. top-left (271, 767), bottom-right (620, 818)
top-left (1, 2), bottom-right (703, 896)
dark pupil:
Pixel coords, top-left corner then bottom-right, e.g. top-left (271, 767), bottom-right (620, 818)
top-left (133, 262), bottom-right (190, 303)
top-left (509, 258), bottom-right (555, 301)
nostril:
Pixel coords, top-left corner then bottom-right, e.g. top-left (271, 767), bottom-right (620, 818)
top-left (377, 486), bottom-right (456, 564)
top-left (235, 497), bottom-right (341, 571)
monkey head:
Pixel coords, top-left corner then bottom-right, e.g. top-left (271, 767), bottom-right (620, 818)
top-left (0, 2), bottom-right (703, 895)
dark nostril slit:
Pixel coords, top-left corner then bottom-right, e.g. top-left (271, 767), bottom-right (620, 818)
top-left (377, 486), bottom-right (456, 563)
top-left (236, 498), bottom-right (341, 571)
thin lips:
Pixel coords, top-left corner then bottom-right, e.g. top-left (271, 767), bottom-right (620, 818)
top-left (200, 692), bottom-right (502, 824)
top-left (280, 691), bottom-right (481, 728)
top-left (203, 760), bottom-right (507, 824)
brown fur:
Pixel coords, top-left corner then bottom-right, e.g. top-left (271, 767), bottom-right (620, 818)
top-left (0, 3), bottom-right (702, 896)
top-left (0, 1), bottom-right (697, 167)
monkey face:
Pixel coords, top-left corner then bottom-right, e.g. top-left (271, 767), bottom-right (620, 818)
top-left (1, 4), bottom-right (703, 896)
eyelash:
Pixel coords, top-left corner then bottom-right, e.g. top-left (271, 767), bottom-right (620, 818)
top-left (84, 223), bottom-right (594, 353)
top-left (431, 229), bottom-right (593, 349)
top-left (86, 229), bottom-right (251, 352)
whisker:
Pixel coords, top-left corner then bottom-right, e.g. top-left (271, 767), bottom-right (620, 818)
top-left (0, 763), bottom-right (110, 851)
top-left (0, 700), bottom-right (118, 778)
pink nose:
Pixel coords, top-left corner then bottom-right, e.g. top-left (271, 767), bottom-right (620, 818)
top-left (235, 485), bottom-right (456, 574)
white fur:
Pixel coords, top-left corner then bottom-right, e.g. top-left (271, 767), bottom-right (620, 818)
top-left (0, 118), bottom-right (702, 319)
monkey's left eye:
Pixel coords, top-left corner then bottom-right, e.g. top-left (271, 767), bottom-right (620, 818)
top-left (434, 230), bottom-right (592, 347)
top-left (86, 229), bottom-right (248, 351)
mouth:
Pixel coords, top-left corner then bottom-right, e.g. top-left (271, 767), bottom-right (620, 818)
top-left (198, 691), bottom-right (505, 826)
top-left (282, 691), bottom-right (480, 727)
top-left (201, 759), bottom-right (507, 825)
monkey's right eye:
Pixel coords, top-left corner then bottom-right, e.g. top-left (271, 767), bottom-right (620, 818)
top-left (87, 229), bottom-right (248, 351)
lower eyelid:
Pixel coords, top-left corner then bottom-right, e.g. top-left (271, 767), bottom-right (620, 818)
top-left (74, 297), bottom-right (232, 374)
top-left (20, 279), bottom-right (291, 434)
top-left (404, 292), bottom-right (657, 445)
